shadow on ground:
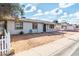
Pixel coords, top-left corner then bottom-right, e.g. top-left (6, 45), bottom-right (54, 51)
top-left (11, 31), bottom-right (65, 42)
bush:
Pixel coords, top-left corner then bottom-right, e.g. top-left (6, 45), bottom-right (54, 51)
top-left (19, 31), bottom-right (24, 35)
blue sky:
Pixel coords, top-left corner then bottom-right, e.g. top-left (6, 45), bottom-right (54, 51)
top-left (21, 3), bottom-right (79, 24)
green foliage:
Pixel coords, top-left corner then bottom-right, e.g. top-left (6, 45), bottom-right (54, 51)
top-left (0, 3), bottom-right (23, 18)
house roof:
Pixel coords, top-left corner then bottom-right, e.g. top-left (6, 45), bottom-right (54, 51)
top-left (20, 18), bottom-right (55, 25)
top-left (0, 16), bottom-right (56, 25)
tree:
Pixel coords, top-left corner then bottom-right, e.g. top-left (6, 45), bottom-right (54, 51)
top-left (0, 3), bottom-right (24, 31)
top-left (0, 3), bottom-right (23, 20)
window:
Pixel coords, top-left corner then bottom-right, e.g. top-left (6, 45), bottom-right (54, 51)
top-left (32, 23), bottom-right (38, 29)
top-left (15, 22), bottom-right (23, 30)
top-left (49, 24), bottom-right (54, 28)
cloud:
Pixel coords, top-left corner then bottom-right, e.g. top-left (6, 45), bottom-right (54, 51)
top-left (59, 12), bottom-right (68, 19)
top-left (33, 13), bottom-right (43, 16)
top-left (44, 11), bottom-right (49, 15)
top-left (24, 4), bottom-right (37, 13)
top-left (62, 12), bottom-right (78, 20)
top-left (58, 12), bottom-right (69, 22)
top-left (72, 12), bottom-right (79, 19)
top-left (74, 12), bottom-right (79, 16)
top-left (37, 9), bottom-right (42, 13)
top-left (58, 12), bottom-right (78, 23)
top-left (50, 8), bottom-right (63, 15)
top-left (67, 12), bottom-right (79, 24)
top-left (44, 8), bottom-right (63, 15)
top-left (32, 8), bottom-right (63, 21)
top-left (69, 14), bottom-right (73, 17)
top-left (57, 9), bottom-right (63, 15)
top-left (33, 9), bottom-right (44, 16)
top-left (30, 17), bottom-right (37, 19)
top-left (63, 12), bottom-right (68, 17)
top-left (59, 3), bottom-right (75, 8)
top-left (50, 8), bottom-right (59, 15)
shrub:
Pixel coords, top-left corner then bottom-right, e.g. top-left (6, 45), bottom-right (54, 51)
top-left (19, 31), bottom-right (24, 35)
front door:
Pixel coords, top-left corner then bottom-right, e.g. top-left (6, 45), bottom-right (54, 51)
top-left (43, 24), bottom-right (46, 32)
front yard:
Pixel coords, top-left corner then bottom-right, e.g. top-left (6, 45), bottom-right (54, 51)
top-left (11, 31), bottom-right (79, 54)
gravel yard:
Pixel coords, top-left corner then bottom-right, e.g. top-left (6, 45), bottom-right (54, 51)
top-left (11, 30), bottom-right (79, 54)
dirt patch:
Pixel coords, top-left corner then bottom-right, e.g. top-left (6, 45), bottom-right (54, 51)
top-left (11, 31), bottom-right (79, 54)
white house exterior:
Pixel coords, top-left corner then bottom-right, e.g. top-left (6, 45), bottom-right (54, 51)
top-left (0, 18), bottom-right (77, 35)
top-left (60, 22), bottom-right (76, 31)
top-left (0, 19), bottom-right (55, 35)
top-left (53, 22), bottom-right (76, 31)
top-left (66, 24), bottom-right (76, 31)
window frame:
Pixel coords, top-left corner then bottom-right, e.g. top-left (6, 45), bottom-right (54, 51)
top-left (32, 23), bottom-right (38, 29)
top-left (49, 24), bottom-right (54, 29)
top-left (15, 21), bottom-right (23, 30)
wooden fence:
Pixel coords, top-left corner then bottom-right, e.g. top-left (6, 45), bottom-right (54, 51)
top-left (0, 30), bottom-right (11, 56)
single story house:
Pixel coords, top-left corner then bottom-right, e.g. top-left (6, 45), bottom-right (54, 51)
top-left (0, 16), bottom-right (77, 35)
top-left (60, 22), bottom-right (76, 31)
top-left (0, 17), bottom-right (55, 35)
top-left (54, 22), bottom-right (76, 31)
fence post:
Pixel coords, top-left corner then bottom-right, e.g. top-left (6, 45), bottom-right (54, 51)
top-left (4, 36), bottom-right (7, 55)
top-left (0, 30), bottom-right (11, 56)
top-left (6, 32), bottom-right (11, 55)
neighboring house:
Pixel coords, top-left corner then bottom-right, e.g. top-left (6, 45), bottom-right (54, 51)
top-left (66, 24), bottom-right (76, 31)
top-left (60, 22), bottom-right (76, 31)
top-left (53, 23), bottom-right (61, 31)
top-left (0, 18), bottom-right (55, 35)
top-left (53, 22), bottom-right (76, 31)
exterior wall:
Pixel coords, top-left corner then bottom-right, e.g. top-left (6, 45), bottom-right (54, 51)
top-left (32, 23), bottom-right (43, 33)
top-left (67, 26), bottom-right (75, 30)
top-left (7, 21), bottom-right (33, 34)
top-left (46, 24), bottom-right (53, 32)
top-left (7, 21), bottom-right (23, 34)
top-left (46, 24), bottom-right (48, 32)
top-left (7, 21), bottom-right (54, 34)
top-left (7, 21), bottom-right (43, 34)
top-left (38, 23), bottom-right (43, 33)
top-left (32, 29), bottom-right (38, 33)
top-left (54, 24), bottom-right (61, 31)
top-left (23, 22), bottom-right (32, 33)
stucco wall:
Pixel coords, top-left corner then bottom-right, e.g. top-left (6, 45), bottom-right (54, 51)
top-left (54, 25), bottom-right (61, 31)
top-left (7, 21), bottom-right (23, 34)
top-left (38, 23), bottom-right (43, 33)
top-left (46, 24), bottom-right (53, 32)
top-left (23, 22), bottom-right (32, 33)
top-left (32, 23), bottom-right (43, 33)
top-left (7, 21), bottom-right (44, 34)
top-left (67, 26), bottom-right (75, 30)
top-left (7, 21), bottom-right (33, 34)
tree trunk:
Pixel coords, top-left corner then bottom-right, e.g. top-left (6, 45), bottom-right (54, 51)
top-left (4, 20), bottom-right (7, 31)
